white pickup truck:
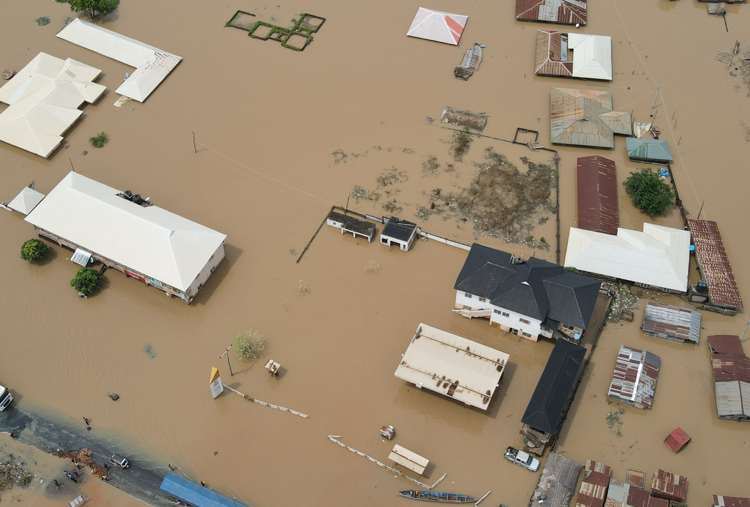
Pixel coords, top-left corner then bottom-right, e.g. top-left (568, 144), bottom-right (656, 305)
top-left (504, 446), bottom-right (540, 472)
top-left (0, 384), bottom-right (13, 411)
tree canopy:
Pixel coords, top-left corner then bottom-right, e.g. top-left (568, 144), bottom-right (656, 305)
top-left (234, 330), bottom-right (265, 361)
top-left (20, 239), bottom-right (48, 262)
top-left (70, 267), bottom-right (103, 296)
top-left (623, 168), bottom-right (675, 217)
top-left (62, 0), bottom-right (120, 19)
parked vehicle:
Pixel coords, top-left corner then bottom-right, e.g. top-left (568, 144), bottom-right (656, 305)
top-left (0, 384), bottom-right (12, 411)
top-left (110, 454), bottom-right (130, 469)
top-left (503, 446), bottom-right (540, 472)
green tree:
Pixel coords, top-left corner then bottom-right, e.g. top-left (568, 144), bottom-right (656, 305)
top-left (89, 131), bottom-right (109, 148)
top-left (623, 168), bottom-right (675, 217)
top-left (20, 239), bottom-right (48, 262)
top-left (233, 330), bottom-right (265, 361)
top-left (70, 267), bottom-right (103, 296)
top-left (63, 0), bottom-right (120, 19)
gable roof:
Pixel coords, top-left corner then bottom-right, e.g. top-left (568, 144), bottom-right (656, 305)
top-left (455, 244), bottom-right (600, 329)
top-left (608, 346), bottom-right (660, 409)
top-left (516, 0), bottom-right (587, 25)
top-left (686, 219), bottom-right (743, 309)
top-left (577, 156), bottom-right (618, 235)
top-left (564, 224), bottom-right (691, 293)
top-left (7, 187), bottom-right (45, 215)
top-left (551, 89), bottom-right (631, 148)
top-left (407, 8), bottom-right (467, 46)
top-left (708, 335), bottom-right (744, 355)
top-left (642, 301), bottom-right (701, 344)
top-left (535, 32), bottom-right (611, 80)
top-left (626, 138), bottom-right (673, 162)
top-left (25, 172), bottom-right (226, 292)
top-left (57, 19), bottom-right (182, 102)
top-left (522, 339), bottom-right (586, 433)
top-left (0, 52), bottom-right (105, 158)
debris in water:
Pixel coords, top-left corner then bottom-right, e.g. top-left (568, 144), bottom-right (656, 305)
top-left (143, 344), bottom-right (156, 358)
top-left (108, 392), bottom-right (120, 401)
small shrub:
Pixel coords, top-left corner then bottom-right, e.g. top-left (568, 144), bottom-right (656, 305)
top-left (234, 330), bottom-right (265, 361)
top-left (20, 239), bottom-right (48, 262)
top-left (70, 266), bottom-right (102, 295)
top-left (89, 131), bottom-right (109, 148)
top-left (36, 17), bottom-right (51, 26)
top-left (365, 260), bottom-right (380, 273)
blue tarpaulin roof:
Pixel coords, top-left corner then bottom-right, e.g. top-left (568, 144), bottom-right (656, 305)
top-left (160, 473), bottom-right (248, 507)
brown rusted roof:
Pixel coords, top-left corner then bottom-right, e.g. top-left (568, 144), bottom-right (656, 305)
top-left (577, 156), bottom-right (618, 235)
top-left (708, 335), bottom-right (744, 355)
top-left (535, 31), bottom-right (573, 77)
top-left (576, 460), bottom-right (612, 507)
top-left (712, 353), bottom-right (750, 383)
top-left (516, 0), bottom-right (587, 25)
top-left (651, 470), bottom-right (687, 502)
top-left (642, 302), bottom-right (701, 344)
top-left (648, 497), bottom-right (669, 507)
top-left (712, 352), bottom-right (750, 419)
top-left (627, 487), bottom-right (650, 507)
top-left (608, 346), bottom-right (660, 409)
top-left (550, 89), bottom-right (631, 148)
top-left (687, 219), bottom-right (743, 309)
top-left (714, 496), bottom-right (750, 507)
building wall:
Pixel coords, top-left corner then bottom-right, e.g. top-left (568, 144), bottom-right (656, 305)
top-left (381, 230), bottom-right (417, 251)
top-left (186, 242), bottom-right (226, 302)
top-left (455, 291), bottom-right (542, 341)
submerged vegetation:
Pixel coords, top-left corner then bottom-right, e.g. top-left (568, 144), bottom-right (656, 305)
top-left (70, 266), bottom-right (102, 296)
top-left (234, 330), bottom-right (266, 361)
top-left (89, 131), bottom-right (109, 148)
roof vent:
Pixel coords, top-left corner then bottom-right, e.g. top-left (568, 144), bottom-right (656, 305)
top-left (510, 255), bottom-right (525, 265)
top-left (695, 279), bottom-right (708, 294)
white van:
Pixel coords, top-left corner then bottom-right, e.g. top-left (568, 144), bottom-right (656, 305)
top-left (0, 384), bottom-right (13, 411)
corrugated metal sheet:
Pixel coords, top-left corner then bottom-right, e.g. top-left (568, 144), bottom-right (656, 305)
top-left (576, 460), bottom-right (611, 507)
top-left (625, 138), bottom-right (673, 162)
top-left (535, 31), bottom-right (573, 77)
top-left (551, 88), bottom-right (631, 148)
top-left (516, 0), bottom-right (587, 25)
top-left (687, 219), bottom-right (743, 309)
top-left (714, 496), bottom-right (750, 507)
top-left (627, 487), bottom-right (649, 507)
top-left (534, 453), bottom-right (583, 507)
top-left (651, 470), bottom-right (687, 503)
top-left (648, 497), bottom-right (669, 507)
top-left (604, 479), bottom-right (628, 507)
top-left (608, 346), bottom-right (660, 409)
top-left (708, 335), bottom-right (744, 354)
top-left (642, 302), bottom-right (701, 344)
top-left (577, 156), bottom-right (618, 235)
top-left (712, 352), bottom-right (750, 419)
top-left (664, 427), bottom-right (690, 452)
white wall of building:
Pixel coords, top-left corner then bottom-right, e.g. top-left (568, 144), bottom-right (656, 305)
top-left (455, 291), bottom-right (543, 341)
top-left (187, 242), bottom-right (226, 302)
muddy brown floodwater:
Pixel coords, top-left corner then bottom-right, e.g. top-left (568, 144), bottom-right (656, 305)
top-left (1, 0), bottom-right (749, 506)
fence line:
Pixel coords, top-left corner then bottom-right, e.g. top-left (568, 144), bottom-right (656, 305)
top-left (327, 435), bottom-right (446, 490)
top-left (223, 385), bottom-right (309, 419)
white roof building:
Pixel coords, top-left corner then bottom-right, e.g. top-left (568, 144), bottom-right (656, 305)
top-left (25, 172), bottom-right (226, 298)
top-left (57, 19), bottom-right (182, 102)
top-left (565, 224), bottom-right (691, 293)
top-left (0, 52), bottom-right (106, 158)
top-left (8, 187), bottom-right (45, 215)
top-left (407, 8), bottom-right (468, 46)
top-left (568, 34), bottom-right (612, 80)
top-left (394, 323), bottom-right (509, 410)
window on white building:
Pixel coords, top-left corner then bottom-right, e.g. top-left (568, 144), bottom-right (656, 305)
top-left (502, 311), bottom-right (509, 318)
top-left (463, 305), bottom-right (472, 311)
top-left (519, 318), bottom-right (531, 325)
top-left (478, 297), bottom-right (486, 303)
top-left (522, 332), bottom-right (532, 338)
top-left (464, 293), bottom-right (472, 298)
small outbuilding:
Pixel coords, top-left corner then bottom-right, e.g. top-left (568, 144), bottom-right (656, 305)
top-left (642, 301), bottom-right (701, 344)
top-left (664, 427), bottom-right (690, 453)
top-left (407, 8), bottom-right (467, 46)
top-left (651, 469), bottom-right (687, 503)
top-left (380, 216), bottom-right (418, 251)
top-left (326, 210), bottom-right (377, 242)
top-left (7, 187), bottom-right (45, 215)
top-left (577, 156), bottom-right (618, 235)
top-left (626, 138), bottom-right (673, 163)
top-left (607, 346), bottom-right (660, 409)
top-left (389, 444), bottom-right (429, 475)
top-left (576, 460), bottom-right (611, 507)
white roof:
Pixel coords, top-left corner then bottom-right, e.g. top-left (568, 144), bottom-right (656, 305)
top-left (25, 172), bottom-right (226, 291)
top-left (568, 34), bottom-right (612, 80)
top-left (394, 324), bottom-right (510, 410)
top-left (388, 444), bottom-right (429, 475)
top-left (57, 19), bottom-right (182, 102)
top-left (8, 187), bottom-right (45, 214)
top-left (407, 8), bottom-right (468, 46)
top-left (564, 224), bottom-right (691, 292)
top-left (0, 52), bottom-right (105, 158)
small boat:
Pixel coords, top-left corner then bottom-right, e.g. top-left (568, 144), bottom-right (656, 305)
top-left (397, 490), bottom-right (477, 503)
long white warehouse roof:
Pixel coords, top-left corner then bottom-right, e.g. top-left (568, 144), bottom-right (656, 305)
top-left (57, 18), bottom-right (182, 102)
top-left (25, 172), bottom-right (226, 291)
top-left (394, 324), bottom-right (509, 410)
top-left (0, 52), bottom-right (105, 158)
top-left (565, 224), bottom-right (691, 292)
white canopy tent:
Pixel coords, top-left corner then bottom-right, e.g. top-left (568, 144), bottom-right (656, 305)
top-left (0, 53), bottom-right (105, 158)
top-left (57, 19), bottom-right (182, 102)
top-left (7, 187), bottom-right (45, 215)
top-left (407, 8), bottom-right (468, 45)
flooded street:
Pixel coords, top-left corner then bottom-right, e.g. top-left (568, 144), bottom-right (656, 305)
top-left (0, 0), bottom-right (749, 506)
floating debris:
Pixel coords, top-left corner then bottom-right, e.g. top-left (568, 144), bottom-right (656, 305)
top-left (1, 69), bottom-right (14, 80)
top-left (36, 17), bottom-right (51, 26)
top-left (0, 455), bottom-right (33, 495)
top-left (440, 107), bottom-right (488, 132)
top-left (143, 343), bottom-right (156, 358)
top-left (454, 43), bottom-right (484, 80)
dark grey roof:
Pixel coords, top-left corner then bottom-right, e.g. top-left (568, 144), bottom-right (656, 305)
top-left (522, 339), bottom-right (586, 434)
top-left (382, 217), bottom-right (418, 242)
top-left (327, 211), bottom-right (377, 237)
top-left (454, 244), bottom-right (601, 329)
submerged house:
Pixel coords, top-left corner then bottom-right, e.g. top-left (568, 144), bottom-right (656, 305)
top-left (535, 31), bottom-right (612, 80)
top-left (607, 346), bottom-right (660, 409)
top-left (626, 138), bottom-right (673, 163)
top-left (454, 244), bottom-right (601, 342)
top-left (642, 302), bottom-right (701, 344)
top-left (604, 479), bottom-right (650, 507)
top-left (564, 224), bottom-right (691, 294)
top-left (326, 210), bottom-right (377, 242)
top-left (516, 0), bottom-right (587, 25)
top-left (0, 52), bottom-right (106, 158)
top-left (709, 335), bottom-right (750, 421)
top-left (550, 89), bottom-right (631, 148)
top-left (406, 8), bottom-right (467, 46)
top-left (394, 323), bottom-right (509, 410)
top-left (25, 172), bottom-right (226, 303)
top-left (576, 460), bottom-right (612, 507)
top-left (534, 453), bottom-right (583, 507)
top-left (577, 156), bottom-right (618, 235)
top-left (651, 470), bottom-right (687, 503)
top-left (380, 217), bottom-right (419, 251)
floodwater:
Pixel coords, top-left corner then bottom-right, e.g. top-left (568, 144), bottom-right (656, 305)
top-left (0, 0), bottom-right (749, 506)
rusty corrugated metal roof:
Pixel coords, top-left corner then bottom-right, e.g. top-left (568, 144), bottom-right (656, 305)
top-left (642, 301), bottom-right (701, 344)
top-left (576, 460), bottom-right (612, 507)
top-left (714, 496), bottom-right (750, 507)
top-left (651, 469), bottom-right (687, 502)
top-left (648, 496), bottom-right (669, 507)
top-left (608, 346), bottom-right (660, 409)
top-left (577, 156), bottom-right (618, 235)
top-left (711, 351), bottom-right (750, 419)
top-left (516, 0), bottom-right (587, 25)
top-left (627, 487), bottom-right (649, 507)
top-left (708, 335), bottom-right (744, 354)
top-left (550, 89), bottom-right (631, 148)
top-left (686, 219), bottom-right (743, 309)
top-left (535, 31), bottom-right (573, 77)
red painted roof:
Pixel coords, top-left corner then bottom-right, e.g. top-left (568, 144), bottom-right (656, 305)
top-left (664, 427), bottom-right (690, 452)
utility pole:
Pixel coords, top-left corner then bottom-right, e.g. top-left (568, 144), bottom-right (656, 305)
top-left (652, 84), bottom-right (661, 109)
top-left (344, 193), bottom-right (350, 215)
top-left (192, 132), bottom-right (197, 153)
top-left (220, 344), bottom-right (234, 376)
top-left (740, 321), bottom-right (750, 343)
